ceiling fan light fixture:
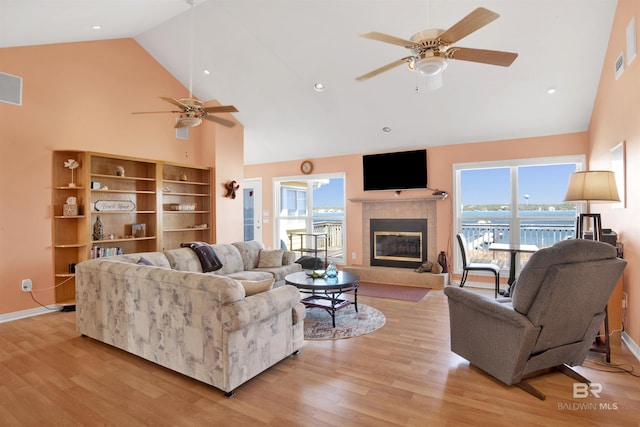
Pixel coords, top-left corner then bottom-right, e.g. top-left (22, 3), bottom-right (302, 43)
top-left (423, 73), bottom-right (444, 90)
top-left (415, 56), bottom-right (448, 77)
top-left (177, 116), bottom-right (202, 127)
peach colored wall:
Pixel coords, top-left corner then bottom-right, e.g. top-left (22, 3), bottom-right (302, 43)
top-left (0, 39), bottom-right (243, 315)
top-left (202, 100), bottom-right (245, 243)
top-left (245, 132), bottom-right (588, 270)
top-left (589, 0), bottom-right (640, 346)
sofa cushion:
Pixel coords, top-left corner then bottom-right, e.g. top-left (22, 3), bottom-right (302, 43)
top-left (254, 263), bottom-right (302, 284)
top-left (165, 247), bottom-right (203, 272)
top-left (232, 240), bottom-right (265, 270)
top-left (225, 270), bottom-right (275, 282)
top-left (238, 278), bottom-right (274, 296)
top-left (105, 252), bottom-right (171, 269)
top-left (209, 243), bottom-right (245, 275)
top-left (258, 249), bottom-right (284, 268)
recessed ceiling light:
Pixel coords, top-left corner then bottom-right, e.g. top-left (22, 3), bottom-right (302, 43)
top-left (203, 69), bottom-right (211, 75)
top-left (382, 127), bottom-right (392, 133)
top-left (547, 87), bottom-right (557, 94)
top-left (91, 25), bottom-right (101, 30)
top-left (313, 83), bottom-right (325, 92)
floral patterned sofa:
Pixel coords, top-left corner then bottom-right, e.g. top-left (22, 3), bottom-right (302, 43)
top-left (75, 240), bottom-right (305, 396)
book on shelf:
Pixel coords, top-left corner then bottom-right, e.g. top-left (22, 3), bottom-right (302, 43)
top-left (91, 246), bottom-right (123, 259)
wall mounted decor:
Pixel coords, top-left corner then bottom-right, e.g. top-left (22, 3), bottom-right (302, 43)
top-left (224, 180), bottom-right (240, 199)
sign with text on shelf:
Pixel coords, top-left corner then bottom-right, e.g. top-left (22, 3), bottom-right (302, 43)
top-left (94, 200), bottom-right (136, 211)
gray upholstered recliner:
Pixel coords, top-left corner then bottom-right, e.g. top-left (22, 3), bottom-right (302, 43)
top-left (444, 239), bottom-right (626, 400)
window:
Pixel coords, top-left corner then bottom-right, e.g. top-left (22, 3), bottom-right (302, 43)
top-left (454, 155), bottom-right (584, 276)
top-left (274, 174), bottom-right (345, 264)
top-left (281, 187), bottom-right (307, 216)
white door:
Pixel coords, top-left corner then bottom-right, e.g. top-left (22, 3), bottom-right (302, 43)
top-left (243, 178), bottom-right (262, 242)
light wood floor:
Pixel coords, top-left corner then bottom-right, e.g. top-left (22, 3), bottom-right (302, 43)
top-left (1, 289), bottom-right (639, 426)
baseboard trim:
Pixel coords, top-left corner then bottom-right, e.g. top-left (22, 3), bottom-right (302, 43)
top-left (622, 331), bottom-right (640, 363)
top-left (0, 305), bottom-right (60, 324)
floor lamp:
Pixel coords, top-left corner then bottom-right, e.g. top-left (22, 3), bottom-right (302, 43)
top-left (563, 170), bottom-right (620, 363)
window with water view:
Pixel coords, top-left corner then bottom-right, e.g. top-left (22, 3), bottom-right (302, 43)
top-left (455, 156), bottom-right (584, 275)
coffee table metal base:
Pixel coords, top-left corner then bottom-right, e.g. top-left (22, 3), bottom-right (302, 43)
top-left (300, 289), bottom-right (358, 328)
top-left (285, 271), bottom-right (360, 328)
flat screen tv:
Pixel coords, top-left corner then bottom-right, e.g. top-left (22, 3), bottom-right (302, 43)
top-left (363, 149), bottom-right (427, 191)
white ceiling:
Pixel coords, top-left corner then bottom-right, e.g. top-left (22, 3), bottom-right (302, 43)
top-left (0, 0), bottom-right (617, 165)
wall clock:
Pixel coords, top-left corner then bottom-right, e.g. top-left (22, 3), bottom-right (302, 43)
top-left (300, 160), bottom-right (313, 174)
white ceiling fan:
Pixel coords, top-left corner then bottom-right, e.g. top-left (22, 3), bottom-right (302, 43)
top-left (357, 7), bottom-right (518, 89)
top-left (133, 0), bottom-right (238, 128)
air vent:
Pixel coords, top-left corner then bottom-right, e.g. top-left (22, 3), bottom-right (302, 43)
top-left (0, 72), bottom-right (22, 105)
top-left (176, 123), bottom-right (188, 140)
top-left (615, 51), bottom-right (625, 80)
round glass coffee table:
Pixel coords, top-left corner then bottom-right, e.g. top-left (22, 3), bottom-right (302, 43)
top-left (285, 270), bottom-right (360, 328)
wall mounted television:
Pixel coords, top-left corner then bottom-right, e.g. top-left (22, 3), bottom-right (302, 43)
top-left (363, 149), bottom-right (427, 191)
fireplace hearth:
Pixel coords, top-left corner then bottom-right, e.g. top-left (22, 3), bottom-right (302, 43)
top-left (370, 219), bottom-right (427, 268)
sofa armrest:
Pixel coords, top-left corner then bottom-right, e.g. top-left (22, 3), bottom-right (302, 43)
top-left (222, 285), bottom-right (301, 332)
top-left (292, 302), bottom-right (306, 325)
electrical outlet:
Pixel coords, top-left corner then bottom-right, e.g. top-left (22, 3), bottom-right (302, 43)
top-left (21, 279), bottom-right (32, 292)
top-left (351, 252), bottom-right (357, 260)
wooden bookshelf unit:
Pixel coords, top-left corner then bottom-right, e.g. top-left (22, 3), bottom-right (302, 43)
top-left (51, 151), bottom-right (213, 308)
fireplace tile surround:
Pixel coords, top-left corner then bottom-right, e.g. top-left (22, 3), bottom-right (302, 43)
top-left (345, 197), bottom-right (448, 289)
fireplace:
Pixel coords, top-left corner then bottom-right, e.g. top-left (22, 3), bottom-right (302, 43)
top-left (370, 219), bottom-right (427, 268)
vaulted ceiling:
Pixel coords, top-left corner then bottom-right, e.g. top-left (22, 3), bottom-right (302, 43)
top-left (0, 1), bottom-right (617, 164)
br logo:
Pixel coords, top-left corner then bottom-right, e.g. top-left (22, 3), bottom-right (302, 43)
top-left (573, 383), bottom-right (603, 398)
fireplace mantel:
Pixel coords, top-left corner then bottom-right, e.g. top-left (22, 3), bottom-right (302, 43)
top-left (349, 195), bottom-right (445, 203)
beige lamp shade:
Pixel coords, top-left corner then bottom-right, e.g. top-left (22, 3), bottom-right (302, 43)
top-left (563, 171), bottom-right (620, 202)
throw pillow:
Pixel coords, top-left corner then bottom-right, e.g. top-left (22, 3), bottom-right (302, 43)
top-left (257, 249), bottom-right (284, 268)
top-left (137, 257), bottom-right (153, 266)
top-left (239, 278), bottom-right (274, 296)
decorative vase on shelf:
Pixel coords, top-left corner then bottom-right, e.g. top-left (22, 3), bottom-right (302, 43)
top-left (93, 216), bottom-right (104, 241)
top-left (437, 251), bottom-right (448, 273)
top-left (325, 261), bottom-right (338, 278)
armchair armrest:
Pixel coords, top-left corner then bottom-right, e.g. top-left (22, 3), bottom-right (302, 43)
top-left (444, 287), bottom-right (532, 329)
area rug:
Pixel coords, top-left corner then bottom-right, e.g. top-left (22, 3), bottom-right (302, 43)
top-left (304, 304), bottom-right (385, 340)
top-left (357, 282), bottom-right (430, 302)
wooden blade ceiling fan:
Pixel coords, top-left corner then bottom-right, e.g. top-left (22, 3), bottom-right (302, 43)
top-left (356, 7), bottom-right (518, 88)
top-left (133, 97), bottom-right (238, 128)
top-left (132, 0), bottom-right (238, 128)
